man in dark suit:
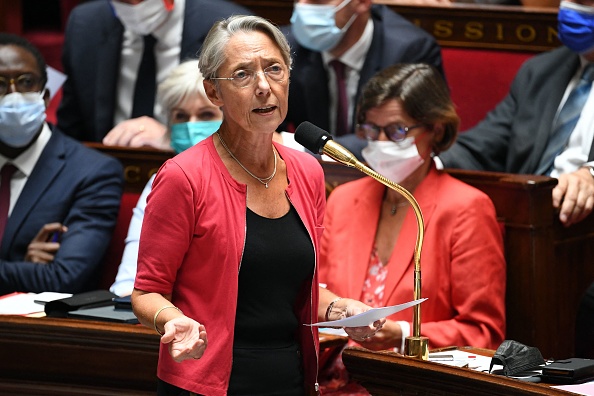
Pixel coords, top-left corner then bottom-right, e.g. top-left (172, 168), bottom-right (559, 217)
top-left (0, 33), bottom-right (123, 295)
top-left (282, 0), bottom-right (443, 159)
top-left (57, 0), bottom-right (251, 148)
top-left (440, 0), bottom-right (594, 228)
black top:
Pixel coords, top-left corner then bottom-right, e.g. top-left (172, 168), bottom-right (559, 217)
top-left (229, 205), bottom-right (315, 395)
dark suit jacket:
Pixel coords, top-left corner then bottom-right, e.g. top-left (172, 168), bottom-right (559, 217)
top-left (57, 0), bottom-right (251, 142)
top-left (0, 127), bottom-right (124, 294)
top-left (282, 5), bottom-right (444, 137)
top-left (440, 46), bottom-right (594, 173)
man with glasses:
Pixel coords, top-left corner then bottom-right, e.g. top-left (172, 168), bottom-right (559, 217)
top-left (0, 33), bottom-right (123, 295)
top-left (281, 0), bottom-right (443, 160)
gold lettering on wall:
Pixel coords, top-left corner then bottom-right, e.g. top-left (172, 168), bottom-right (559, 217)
top-left (496, 23), bottom-right (504, 41)
top-left (548, 26), bottom-right (559, 44)
top-left (516, 24), bottom-right (536, 42)
top-left (399, 11), bottom-right (559, 51)
top-left (464, 22), bottom-right (484, 40)
top-left (124, 166), bottom-right (141, 184)
top-left (434, 20), bottom-right (453, 38)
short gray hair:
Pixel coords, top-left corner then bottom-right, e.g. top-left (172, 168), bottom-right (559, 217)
top-left (157, 60), bottom-right (207, 123)
top-left (198, 15), bottom-right (292, 80)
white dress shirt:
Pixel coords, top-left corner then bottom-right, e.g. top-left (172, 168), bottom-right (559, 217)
top-left (551, 58), bottom-right (594, 178)
top-left (114, 0), bottom-right (186, 126)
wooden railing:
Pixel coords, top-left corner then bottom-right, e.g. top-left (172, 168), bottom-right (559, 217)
top-left (342, 347), bottom-right (577, 395)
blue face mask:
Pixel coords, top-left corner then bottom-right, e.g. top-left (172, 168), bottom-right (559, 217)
top-left (290, 0), bottom-right (357, 52)
top-left (170, 120), bottom-right (222, 154)
top-left (558, 1), bottom-right (594, 54)
top-left (0, 92), bottom-right (46, 148)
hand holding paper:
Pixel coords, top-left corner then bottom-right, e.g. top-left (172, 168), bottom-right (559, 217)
top-left (310, 298), bottom-right (427, 327)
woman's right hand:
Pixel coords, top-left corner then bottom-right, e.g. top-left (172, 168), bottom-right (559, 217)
top-left (160, 316), bottom-right (208, 362)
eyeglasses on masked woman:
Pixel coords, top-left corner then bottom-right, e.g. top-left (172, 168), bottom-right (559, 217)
top-left (356, 123), bottom-right (423, 143)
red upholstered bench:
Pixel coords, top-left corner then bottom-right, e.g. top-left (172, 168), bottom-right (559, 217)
top-left (442, 47), bottom-right (534, 131)
top-left (98, 191), bottom-right (141, 290)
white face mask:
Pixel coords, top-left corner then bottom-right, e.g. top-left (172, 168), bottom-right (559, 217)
top-left (0, 92), bottom-right (46, 148)
top-left (110, 0), bottom-right (171, 36)
top-left (361, 138), bottom-right (425, 184)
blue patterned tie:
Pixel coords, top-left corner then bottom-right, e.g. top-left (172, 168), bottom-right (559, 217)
top-left (536, 64), bottom-right (594, 175)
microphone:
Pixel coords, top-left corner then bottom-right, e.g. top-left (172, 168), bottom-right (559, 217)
top-left (294, 121), bottom-right (360, 168)
top-left (295, 121), bottom-right (430, 360)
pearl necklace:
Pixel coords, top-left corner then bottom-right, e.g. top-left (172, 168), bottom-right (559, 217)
top-left (216, 132), bottom-right (277, 189)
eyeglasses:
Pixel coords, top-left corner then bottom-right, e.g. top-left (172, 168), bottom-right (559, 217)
top-left (356, 123), bottom-right (423, 143)
top-left (0, 74), bottom-right (42, 96)
top-left (210, 64), bottom-right (286, 88)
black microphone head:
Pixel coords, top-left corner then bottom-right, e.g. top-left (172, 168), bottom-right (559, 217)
top-left (294, 121), bottom-right (333, 154)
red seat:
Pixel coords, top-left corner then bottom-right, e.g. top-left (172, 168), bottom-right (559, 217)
top-left (98, 192), bottom-right (141, 290)
top-left (442, 47), bottom-right (534, 131)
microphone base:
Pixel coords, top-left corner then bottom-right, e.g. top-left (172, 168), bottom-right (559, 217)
top-left (404, 336), bottom-right (429, 360)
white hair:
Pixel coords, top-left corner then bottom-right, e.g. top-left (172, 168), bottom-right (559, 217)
top-left (157, 59), bottom-right (208, 123)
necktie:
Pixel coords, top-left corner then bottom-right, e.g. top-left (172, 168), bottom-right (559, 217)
top-left (131, 35), bottom-right (157, 119)
top-left (0, 163), bottom-right (17, 246)
top-left (536, 64), bottom-right (594, 175)
top-left (329, 60), bottom-right (349, 136)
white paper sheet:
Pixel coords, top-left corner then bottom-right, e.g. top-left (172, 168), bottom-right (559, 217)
top-left (553, 381), bottom-right (594, 395)
top-left (0, 292), bottom-right (72, 315)
top-left (46, 66), bottom-right (66, 100)
top-left (430, 350), bottom-right (492, 371)
top-left (309, 298), bottom-right (427, 327)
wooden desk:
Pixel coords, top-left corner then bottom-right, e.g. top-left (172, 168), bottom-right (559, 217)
top-left (0, 315), bottom-right (158, 395)
top-left (0, 315), bottom-right (346, 395)
top-left (342, 347), bottom-right (577, 396)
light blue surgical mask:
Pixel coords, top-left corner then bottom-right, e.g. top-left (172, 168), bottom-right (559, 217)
top-left (110, 0), bottom-right (171, 36)
top-left (558, 1), bottom-right (594, 54)
top-left (0, 92), bottom-right (46, 148)
top-left (290, 0), bottom-right (357, 52)
top-left (170, 120), bottom-right (222, 154)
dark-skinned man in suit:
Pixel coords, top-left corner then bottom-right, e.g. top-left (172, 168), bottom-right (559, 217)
top-left (0, 33), bottom-right (123, 294)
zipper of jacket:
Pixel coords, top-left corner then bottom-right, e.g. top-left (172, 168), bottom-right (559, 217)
top-left (238, 192), bottom-right (247, 274)
top-left (286, 192), bottom-right (320, 395)
top-left (225, 192), bottom-right (247, 391)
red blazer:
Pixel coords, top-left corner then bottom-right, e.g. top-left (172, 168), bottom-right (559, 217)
top-left (320, 167), bottom-right (506, 349)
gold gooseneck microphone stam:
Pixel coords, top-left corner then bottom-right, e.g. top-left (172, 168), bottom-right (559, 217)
top-left (295, 121), bottom-right (428, 360)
